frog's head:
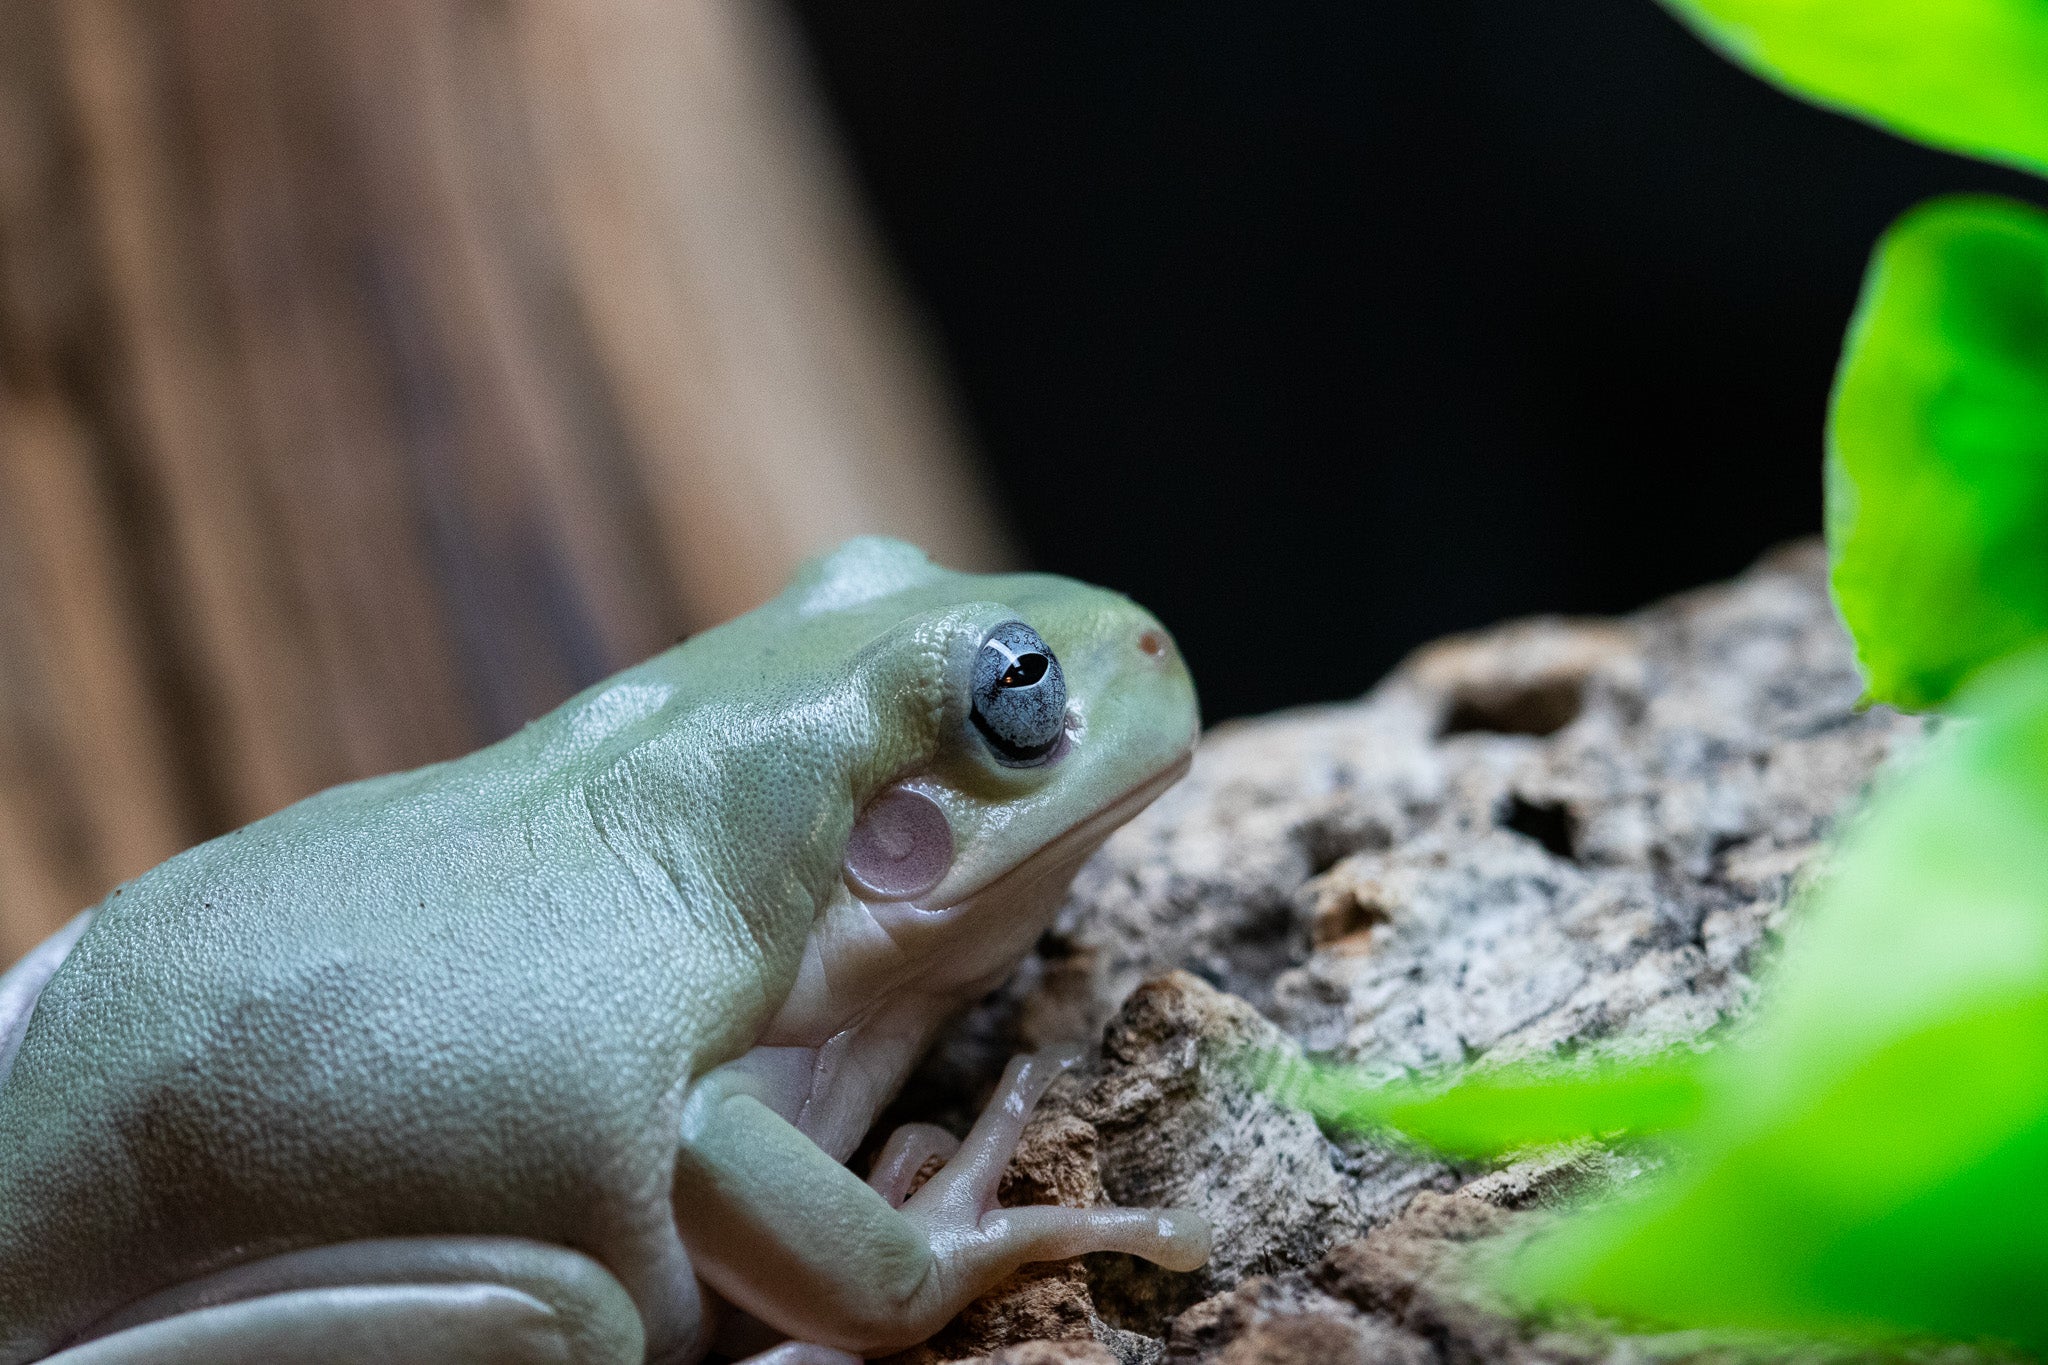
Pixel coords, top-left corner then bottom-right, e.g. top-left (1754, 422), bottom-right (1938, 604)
top-left (802, 537), bottom-right (1193, 900)
top-left (683, 536), bottom-right (1198, 1040)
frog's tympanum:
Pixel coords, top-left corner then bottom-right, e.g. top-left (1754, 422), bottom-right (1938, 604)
top-left (0, 539), bottom-right (1207, 1365)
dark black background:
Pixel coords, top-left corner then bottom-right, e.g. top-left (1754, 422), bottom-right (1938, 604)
top-left (787, 0), bottom-right (2037, 722)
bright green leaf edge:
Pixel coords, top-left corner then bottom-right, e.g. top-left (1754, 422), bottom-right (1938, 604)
top-left (1253, 1049), bottom-right (1708, 1158)
top-left (1519, 653), bottom-right (2048, 1352)
top-left (1655, 0), bottom-right (2048, 179)
top-left (1534, 648), bottom-right (2048, 1352)
top-left (1828, 194), bottom-right (2048, 710)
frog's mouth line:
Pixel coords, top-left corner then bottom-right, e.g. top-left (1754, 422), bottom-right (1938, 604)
top-left (917, 747), bottom-right (1194, 914)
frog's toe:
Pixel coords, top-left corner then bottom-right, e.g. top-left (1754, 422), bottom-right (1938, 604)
top-left (907, 1048), bottom-right (1078, 1213)
top-left (892, 1048), bottom-right (1211, 1319)
top-left (866, 1122), bottom-right (961, 1208)
top-left (899, 1199), bottom-right (1212, 1326)
top-left (982, 1204), bottom-right (1212, 1272)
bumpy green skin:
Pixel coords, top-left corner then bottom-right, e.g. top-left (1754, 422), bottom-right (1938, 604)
top-left (0, 538), bottom-right (1199, 1363)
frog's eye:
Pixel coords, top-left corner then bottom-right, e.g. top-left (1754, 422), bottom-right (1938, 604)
top-left (971, 621), bottom-right (1068, 765)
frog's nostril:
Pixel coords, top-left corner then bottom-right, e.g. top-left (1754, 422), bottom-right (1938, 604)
top-left (1138, 630), bottom-right (1170, 660)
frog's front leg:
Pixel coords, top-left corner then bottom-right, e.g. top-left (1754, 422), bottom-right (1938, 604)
top-left (40, 1238), bottom-right (654, 1365)
top-left (674, 1050), bottom-right (1209, 1356)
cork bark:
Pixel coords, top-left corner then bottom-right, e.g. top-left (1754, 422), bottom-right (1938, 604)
top-left (900, 544), bottom-right (1934, 1365)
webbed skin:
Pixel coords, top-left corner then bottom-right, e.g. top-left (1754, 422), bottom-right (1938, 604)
top-left (0, 539), bottom-right (1207, 1365)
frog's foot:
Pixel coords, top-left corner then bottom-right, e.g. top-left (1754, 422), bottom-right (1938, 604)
top-left (897, 1049), bottom-right (1210, 1318)
top-left (44, 1238), bottom-right (648, 1365)
top-left (733, 1344), bottom-right (862, 1365)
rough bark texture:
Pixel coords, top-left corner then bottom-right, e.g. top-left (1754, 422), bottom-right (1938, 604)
top-left (895, 543), bottom-right (1935, 1364)
top-left (0, 0), bottom-right (1004, 956)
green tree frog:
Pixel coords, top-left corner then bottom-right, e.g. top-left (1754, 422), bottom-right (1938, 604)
top-left (0, 539), bottom-right (1208, 1365)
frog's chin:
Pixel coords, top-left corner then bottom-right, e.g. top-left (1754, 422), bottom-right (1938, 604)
top-left (906, 747), bottom-right (1193, 920)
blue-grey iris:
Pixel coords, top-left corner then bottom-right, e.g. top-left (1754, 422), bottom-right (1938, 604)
top-left (971, 622), bottom-right (1067, 764)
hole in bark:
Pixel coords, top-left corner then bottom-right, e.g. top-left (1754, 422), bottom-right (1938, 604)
top-left (1709, 830), bottom-right (1752, 861)
top-left (1035, 928), bottom-right (1077, 961)
top-left (1440, 676), bottom-right (1584, 738)
top-left (1297, 810), bottom-right (1394, 876)
top-left (1309, 884), bottom-right (1391, 949)
top-left (1501, 794), bottom-right (1576, 859)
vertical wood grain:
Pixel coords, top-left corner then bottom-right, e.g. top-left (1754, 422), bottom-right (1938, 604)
top-left (0, 0), bottom-right (1006, 954)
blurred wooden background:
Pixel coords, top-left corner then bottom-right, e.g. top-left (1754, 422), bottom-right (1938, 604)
top-left (0, 0), bottom-right (1009, 961)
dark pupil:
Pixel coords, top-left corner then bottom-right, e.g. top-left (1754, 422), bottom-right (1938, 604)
top-left (1000, 653), bottom-right (1049, 689)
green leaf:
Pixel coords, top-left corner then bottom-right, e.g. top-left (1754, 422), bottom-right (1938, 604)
top-left (1655, 0), bottom-right (2048, 176)
top-left (1264, 1050), bottom-right (1708, 1158)
top-left (1502, 650), bottom-right (2048, 1352)
top-left (1829, 195), bottom-right (2048, 710)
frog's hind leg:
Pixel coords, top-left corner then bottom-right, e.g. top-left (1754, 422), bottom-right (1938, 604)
top-left (43, 1238), bottom-right (646, 1365)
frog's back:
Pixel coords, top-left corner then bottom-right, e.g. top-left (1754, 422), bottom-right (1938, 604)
top-left (0, 719), bottom-right (769, 1356)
